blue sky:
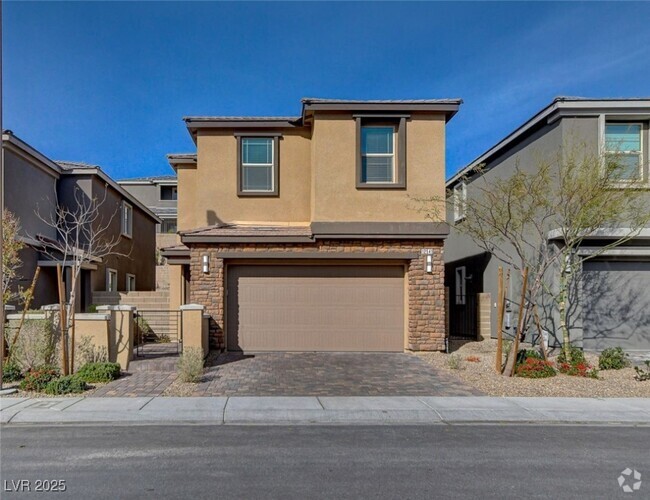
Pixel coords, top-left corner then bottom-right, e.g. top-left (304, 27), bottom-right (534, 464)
top-left (4, 1), bottom-right (650, 180)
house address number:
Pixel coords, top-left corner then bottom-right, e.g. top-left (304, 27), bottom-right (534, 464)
top-left (420, 248), bottom-right (434, 255)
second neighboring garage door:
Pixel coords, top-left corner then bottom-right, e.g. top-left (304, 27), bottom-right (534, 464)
top-left (582, 260), bottom-right (650, 351)
top-left (226, 264), bottom-right (405, 352)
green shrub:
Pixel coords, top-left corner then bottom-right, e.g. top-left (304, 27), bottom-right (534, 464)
top-left (44, 375), bottom-right (89, 395)
top-left (515, 358), bottom-right (556, 378)
top-left (86, 304), bottom-right (98, 313)
top-left (446, 353), bottom-right (463, 370)
top-left (75, 336), bottom-right (109, 366)
top-left (2, 360), bottom-right (23, 382)
top-left (516, 349), bottom-right (544, 365)
top-left (75, 362), bottom-right (121, 383)
top-left (598, 347), bottom-right (630, 370)
top-left (19, 365), bottom-right (60, 392)
top-left (557, 345), bottom-right (585, 365)
top-left (634, 361), bottom-right (650, 382)
top-left (177, 347), bottom-right (204, 383)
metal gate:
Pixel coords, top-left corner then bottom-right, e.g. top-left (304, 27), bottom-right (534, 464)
top-left (134, 310), bottom-right (183, 357)
top-left (449, 293), bottom-right (478, 340)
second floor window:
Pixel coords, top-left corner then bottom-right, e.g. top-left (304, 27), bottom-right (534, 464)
top-left (361, 126), bottom-right (395, 183)
top-left (160, 218), bottom-right (177, 234)
top-left (160, 185), bottom-right (177, 201)
top-left (241, 137), bottom-right (275, 193)
top-left (453, 182), bottom-right (467, 222)
top-left (605, 122), bottom-right (643, 181)
top-left (122, 202), bottom-right (133, 237)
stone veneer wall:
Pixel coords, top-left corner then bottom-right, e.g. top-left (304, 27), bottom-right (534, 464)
top-left (188, 240), bottom-right (446, 352)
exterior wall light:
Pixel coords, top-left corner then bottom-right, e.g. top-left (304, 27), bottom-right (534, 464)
top-left (202, 254), bottom-right (209, 274)
top-left (425, 254), bottom-right (433, 274)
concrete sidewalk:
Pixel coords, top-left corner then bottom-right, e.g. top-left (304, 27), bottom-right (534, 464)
top-left (2, 396), bottom-right (650, 425)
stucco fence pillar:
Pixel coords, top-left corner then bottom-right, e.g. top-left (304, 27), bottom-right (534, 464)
top-left (96, 305), bottom-right (136, 370)
top-left (180, 304), bottom-right (209, 357)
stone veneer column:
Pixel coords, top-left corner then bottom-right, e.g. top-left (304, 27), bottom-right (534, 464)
top-left (406, 243), bottom-right (446, 351)
top-left (189, 247), bottom-right (225, 350)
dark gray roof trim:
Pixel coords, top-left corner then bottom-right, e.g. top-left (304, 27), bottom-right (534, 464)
top-left (118, 174), bottom-right (177, 184)
top-left (311, 222), bottom-right (449, 239)
top-left (447, 96), bottom-right (650, 189)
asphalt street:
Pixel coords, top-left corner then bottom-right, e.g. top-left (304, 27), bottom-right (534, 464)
top-left (1, 424), bottom-right (648, 499)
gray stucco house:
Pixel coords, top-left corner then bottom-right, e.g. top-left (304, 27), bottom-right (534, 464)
top-left (445, 97), bottom-right (650, 352)
top-left (117, 174), bottom-right (180, 250)
top-left (2, 131), bottom-right (160, 311)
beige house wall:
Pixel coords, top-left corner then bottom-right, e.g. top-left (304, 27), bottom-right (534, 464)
top-left (310, 112), bottom-right (446, 222)
top-left (178, 130), bottom-right (312, 230)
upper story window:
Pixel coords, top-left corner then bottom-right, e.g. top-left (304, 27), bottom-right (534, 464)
top-left (605, 122), bottom-right (644, 182)
top-left (160, 218), bottom-right (177, 234)
top-left (356, 116), bottom-right (407, 189)
top-left (453, 182), bottom-right (467, 222)
top-left (160, 185), bottom-right (177, 201)
top-left (237, 135), bottom-right (280, 196)
top-left (121, 201), bottom-right (133, 238)
top-left (361, 127), bottom-right (395, 183)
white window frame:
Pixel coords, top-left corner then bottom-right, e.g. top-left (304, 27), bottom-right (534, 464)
top-left (121, 201), bottom-right (133, 238)
top-left (106, 268), bottom-right (118, 292)
top-left (361, 125), bottom-right (396, 184)
top-left (602, 119), bottom-right (645, 185)
top-left (126, 273), bottom-right (136, 292)
top-left (453, 182), bottom-right (467, 222)
top-left (455, 266), bottom-right (466, 305)
top-left (241, 138), bottom-right (275, 193)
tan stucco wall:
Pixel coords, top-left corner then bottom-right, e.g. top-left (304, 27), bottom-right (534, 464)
top-left (168, 264), bottom-right (185, 311)
top-left (178, 112), bottom-right (447, 230)
top-left (311, 112), bottom-right (446, 222)
top-left (178, 130), bottom-right (312, 230)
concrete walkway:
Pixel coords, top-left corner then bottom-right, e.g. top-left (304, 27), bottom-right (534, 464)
top-left (2, 396), bottom-right (650, 425)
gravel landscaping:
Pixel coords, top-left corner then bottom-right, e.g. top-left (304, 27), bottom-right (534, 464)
top-left (418, 339), bottom-right (650, 398)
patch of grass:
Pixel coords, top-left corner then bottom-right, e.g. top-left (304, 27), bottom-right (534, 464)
top-left (75, 362), bottom-right (121, 383)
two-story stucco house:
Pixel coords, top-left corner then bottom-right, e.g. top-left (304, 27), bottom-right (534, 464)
top-left (445, 97), bottom-right (650, 352)
top-left (2, 131), bottom-right (160, 311)
top-left (162, 98), bottom-right (461, 353)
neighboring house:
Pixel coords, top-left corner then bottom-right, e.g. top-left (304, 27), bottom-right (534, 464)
top-left (445, 97), bottom-right (650, 352)
top-left (2, 131), bottom-right (160, 311)
top-left (118, 174), bottom-right (180, 250)
top-left (163, 97), bottom-right (462, 352)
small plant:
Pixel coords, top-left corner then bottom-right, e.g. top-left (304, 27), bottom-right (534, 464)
top-left (558, 361), bottom-right (599, 379)
top-left (598, 347), bottom-right (630, 370)
top-left (634, 361), bottom-right (650, 382)
top-left (86, 304), bottom-right (98, 313)
top-left (75, 362), bottom-right (121, 383)
top-left (156, 333), bottom-right (171, 344)
top-left (19, 365), bottom-right (60, 392)
top-left (2, 359), bottom-right (23, 382)
top-left (6, 318), bottom-right (57, 371)
top-left (465, 355), bottom-right (480, 363)
top-left (557, 345), bottom-right (585, 365)
top-left (446, 353), bottom-right (463, 370)
top-left (515, 358), bottom-right (556, 378)
top-left (177, 347), bottom-right (204, 383)
top-left (44, 375), bottom-right (88, 395)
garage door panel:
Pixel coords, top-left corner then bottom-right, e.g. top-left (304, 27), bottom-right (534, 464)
top-left (582, 261), bottom-right (650, 351)
top-left (227, 265), bottom-right (404, 352)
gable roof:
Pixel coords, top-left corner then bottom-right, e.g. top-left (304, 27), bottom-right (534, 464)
top-left (446, 96), bottom-right (650, 189)
top-left (118, 174), bottom-right (177, 185)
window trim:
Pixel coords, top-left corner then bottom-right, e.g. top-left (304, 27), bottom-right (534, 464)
top-left (121, 201), bottom-right (133, 238)
top-left (236, 133), bottom-right (280, 197)
top-left (126, 273), bottom-right (136, 292)
top-left (453, 182), bottom-right (467, 222)
top-left (106, 268), bottom-right (118, 292)
top-left (356, 116), bottom-right (407, 189)
top-left (603, 120), bottom-right (644, 184)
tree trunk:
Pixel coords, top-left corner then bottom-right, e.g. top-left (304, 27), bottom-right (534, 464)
top-left (558, 268), bottom-right (570, 359)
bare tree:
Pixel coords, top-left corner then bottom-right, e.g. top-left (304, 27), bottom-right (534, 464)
top-left (419, 143), bottom-right (650, 358)
top-left (2, 209), bottom-right (25, 305)
top-left (35, 184), bottom-right (130, 373)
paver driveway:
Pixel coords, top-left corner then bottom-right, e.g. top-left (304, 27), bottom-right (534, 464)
top-left (91, 352), bottom-right (483, 397)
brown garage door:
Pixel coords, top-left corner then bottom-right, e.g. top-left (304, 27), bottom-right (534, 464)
top-left (226, 264), bottom-right (405, 352)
